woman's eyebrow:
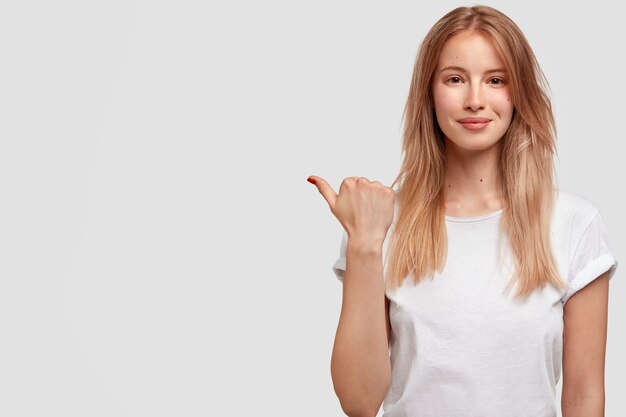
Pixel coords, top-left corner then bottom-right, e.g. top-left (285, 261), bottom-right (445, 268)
top-left (439, 65), bottom-right (507, 74)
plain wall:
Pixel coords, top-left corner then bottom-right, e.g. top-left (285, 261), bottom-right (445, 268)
top-left (0, 1), bottom-right (622, 416)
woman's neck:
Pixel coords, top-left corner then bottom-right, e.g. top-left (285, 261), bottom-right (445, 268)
top-left (443, 142), bottom-right (503, 216)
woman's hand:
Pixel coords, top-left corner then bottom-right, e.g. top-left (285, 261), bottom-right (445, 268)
top-left (308, 175), bottom-right (395, 246)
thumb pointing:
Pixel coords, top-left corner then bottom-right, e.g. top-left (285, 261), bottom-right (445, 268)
top-left (308, 176), bottom-right (337, 210)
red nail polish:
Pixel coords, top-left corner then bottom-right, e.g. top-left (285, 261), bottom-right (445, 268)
top-left (307, 177), bottom-right (316, 185)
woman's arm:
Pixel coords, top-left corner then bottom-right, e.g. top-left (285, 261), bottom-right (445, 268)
top-left (561, 270), bottom-right (610, 417)
top-left (331, 238), bottom-right (391, 417)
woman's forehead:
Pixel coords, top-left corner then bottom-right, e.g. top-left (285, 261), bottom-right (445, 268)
top-left (437, 31), bottom-right (505, 72)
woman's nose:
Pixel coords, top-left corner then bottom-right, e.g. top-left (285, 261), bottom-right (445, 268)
top-left (464, 85), bottom-right (485, 111)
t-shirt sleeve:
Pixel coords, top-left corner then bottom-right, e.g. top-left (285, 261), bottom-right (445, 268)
top-left (561, 210), bottom-right (618, 304)
top-left (332, 229), bottom-right (349, 283)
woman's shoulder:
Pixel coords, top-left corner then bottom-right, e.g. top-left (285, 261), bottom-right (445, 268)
top-left (553, 188), bottom-right (602, 230)
top-left (555, 189), bottom-right (600, 213)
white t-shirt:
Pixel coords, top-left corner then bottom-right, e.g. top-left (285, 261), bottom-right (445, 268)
top-left (332, 189), bottom-right (618, 417)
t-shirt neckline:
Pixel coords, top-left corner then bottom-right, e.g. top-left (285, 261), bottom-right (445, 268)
top-left (445, 208), bottom-right (504, 223)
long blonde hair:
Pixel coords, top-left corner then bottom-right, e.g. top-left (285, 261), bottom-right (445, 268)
top-left (384, 5), bottom-right (569, 299)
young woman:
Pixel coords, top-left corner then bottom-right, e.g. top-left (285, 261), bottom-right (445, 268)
top-left (307, 5), bottom-right (618, 417)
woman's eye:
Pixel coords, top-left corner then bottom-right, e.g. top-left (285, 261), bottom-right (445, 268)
top-left (489, 78), bottom-right (505, 85)
top-left (447, 76), bottom-right (462, 83)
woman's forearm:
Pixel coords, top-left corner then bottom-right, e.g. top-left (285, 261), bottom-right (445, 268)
top-left (331, 239), bottom-right (391, 417)
top-left (562, 394), bottom-right (604, 417)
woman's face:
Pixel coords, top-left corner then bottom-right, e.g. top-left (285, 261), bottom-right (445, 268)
top-left (432, 30), bottom-right (514, 152)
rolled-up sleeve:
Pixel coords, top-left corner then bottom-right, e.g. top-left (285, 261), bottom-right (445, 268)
top-left (561, 210), bottom-right (618, 304)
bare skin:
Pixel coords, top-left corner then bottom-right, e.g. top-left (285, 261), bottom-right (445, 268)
top-left (432, 30), bottom-right (514, 216)
top-left (309, 175), bottom-right (393, 417)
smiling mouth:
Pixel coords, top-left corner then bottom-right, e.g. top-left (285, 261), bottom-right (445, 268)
top-left (459, 120), bottom-right (490, 130)
top-left (457, 117), bottom-right (491, 123)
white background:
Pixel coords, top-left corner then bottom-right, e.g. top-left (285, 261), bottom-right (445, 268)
top-left (0, 1), bottom-right (622, 416)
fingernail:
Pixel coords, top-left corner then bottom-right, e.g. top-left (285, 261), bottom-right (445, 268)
top-left (307, 176), bottom-right (316, 185)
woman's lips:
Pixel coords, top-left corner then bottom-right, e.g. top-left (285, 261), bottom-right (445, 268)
top-left (458, 117), bottom-right (491, 130)
top-left (459, 120), bottom-right (490, 130)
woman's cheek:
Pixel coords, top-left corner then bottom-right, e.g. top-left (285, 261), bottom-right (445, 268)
top-left (495, 94), bottom-right (513, 114)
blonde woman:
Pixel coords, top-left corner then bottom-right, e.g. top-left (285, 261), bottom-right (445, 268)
top-left (308, 5), bottom-right (617, 417)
